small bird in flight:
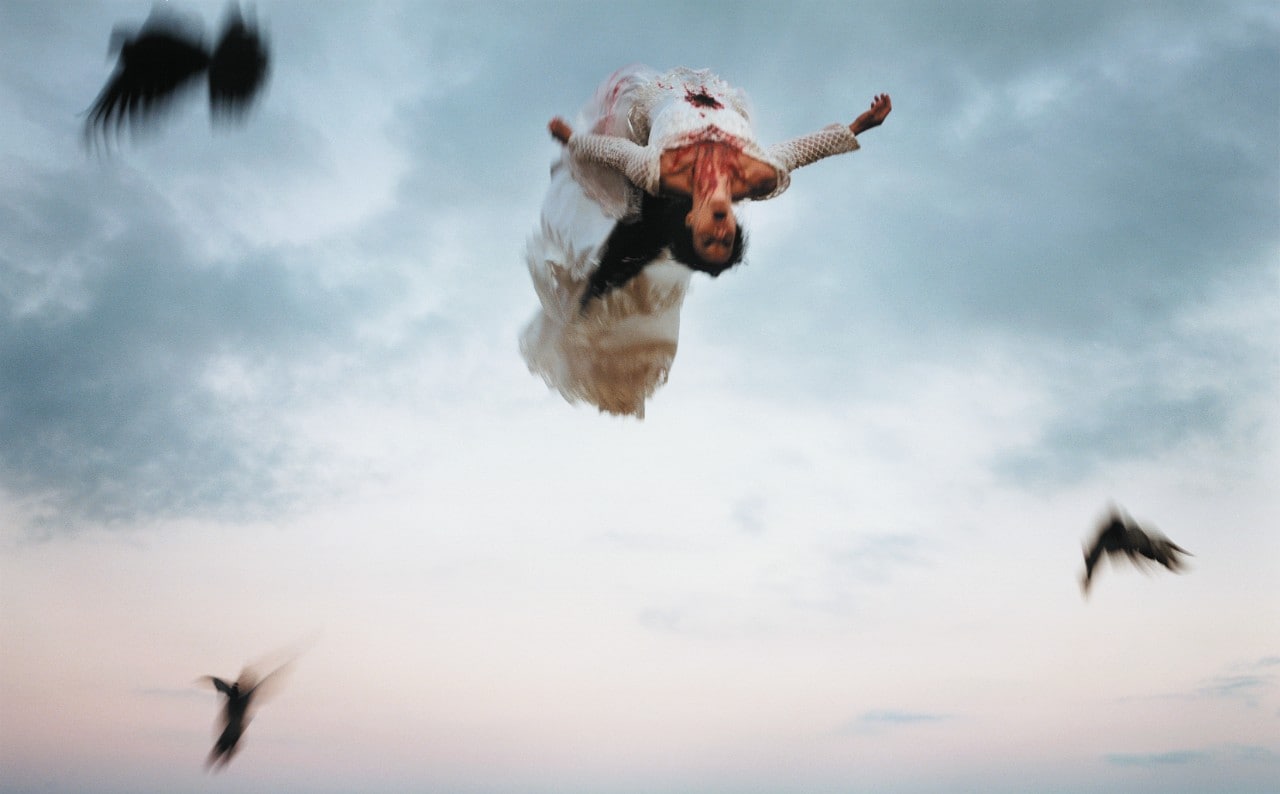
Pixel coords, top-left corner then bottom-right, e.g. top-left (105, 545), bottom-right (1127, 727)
top-left (199, 659), bottom-right (291, 770)
top-left (84, 2), bottom-right (269, 145)
top-left (1080, 505), bottom-right (1191, 595)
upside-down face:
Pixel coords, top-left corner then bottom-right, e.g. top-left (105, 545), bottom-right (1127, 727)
top-left (686, 194), bottom-right (736, 265)
top-left (684, 142), bottom-right (739, 265)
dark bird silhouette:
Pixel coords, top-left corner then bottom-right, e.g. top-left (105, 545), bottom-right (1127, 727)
top-left (1080, 506), bottom-right (1191, 594)
top-left (84, 3), bottom-right (269, 145)
top-left (199, 659), bottom-right (291, 770)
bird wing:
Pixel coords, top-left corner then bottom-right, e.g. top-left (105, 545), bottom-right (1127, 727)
top-left (243, 659), bottom-right (293, 705)
top-left (1145, 532), bottom-right (1191, 571)
top-left (1081, 534), bottom-right (1106, 590)
top-left (200, 675), bottom-right (235, 696)
top-left (207, 6), bottom-right (270, 118)
top-left (84, 20), bottom-right (210, 140)
top-left (1120, 526), bottom-right (1153, 569)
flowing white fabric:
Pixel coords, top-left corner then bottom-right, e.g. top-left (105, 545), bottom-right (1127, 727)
top-left (569, 65), bottom-right (659, 222)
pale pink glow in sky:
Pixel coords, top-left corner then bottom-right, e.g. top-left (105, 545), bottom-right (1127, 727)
top-left (3, 378), bottom-right (1276, 791)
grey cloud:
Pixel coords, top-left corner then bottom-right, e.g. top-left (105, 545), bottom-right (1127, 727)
top-left (1230, 745), bottom-right (1279, 762)
top-left (1105, 744), bottom-right (1279, 768)
top-left (994, 387), bottom-right (1233, 486)
top-left (1195, 656), bottom-right (1280, 706)
top-left (1197, 675), bottom-right (1272, 705)
top-left (1119, 656), bottom-right (1280, 708)
top-left (836, 709), bottom-right (952, 736)
top-left (398, 1), bottom-right (1279, 501)
top-left (0, 3), bottom-right (644, 533)
top-left (883, 125), bottom-right (1274, 337)
top-left (689, 5), bottom-right (1278, 499)
top-left (1105, 750), bottom-right (1210, 767)
top-left (999, 268), bottom-right (1275, 483)
top-left (712, 2), bottom-right (1278, 341)
top-left (0, 162), bottom-right (384, 530)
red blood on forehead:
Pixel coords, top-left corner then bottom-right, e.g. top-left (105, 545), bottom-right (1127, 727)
top-left (692, 142), bottom-right (742, 196)
top-left (694, 158), bottom-right (720, 194)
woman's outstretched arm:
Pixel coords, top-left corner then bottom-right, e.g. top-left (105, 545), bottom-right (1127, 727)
top-left (766, 93), bottom-right (891, 177)
top-left (548, 116), bottom-right (660, 194)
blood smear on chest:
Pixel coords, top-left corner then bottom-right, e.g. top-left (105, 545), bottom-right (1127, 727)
top-left (684, 88), bottom-right (723, 110)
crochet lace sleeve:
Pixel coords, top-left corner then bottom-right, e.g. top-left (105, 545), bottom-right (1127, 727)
top-left (568, 134), bottom-right (661, 195)
top-left (767, 123), bottom-right (861, 174)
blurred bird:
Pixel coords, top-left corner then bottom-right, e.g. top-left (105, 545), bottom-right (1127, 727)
top-left (1080, 506), bottom-right (1191, 595)
top-left (84, 2), bottom-right (269, 144)
top-left (198, 658), bottom-right (291, 770)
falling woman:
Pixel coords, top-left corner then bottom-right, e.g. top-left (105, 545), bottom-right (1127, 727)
top-left (520, 65), bottom-right (890, 417)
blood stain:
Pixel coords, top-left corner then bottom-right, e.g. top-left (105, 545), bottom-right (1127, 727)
top-left (685, 89), bottom-right (723, 110)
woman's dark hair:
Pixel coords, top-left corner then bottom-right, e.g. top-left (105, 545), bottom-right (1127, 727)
top-left (656, 193), bottom-right (746, 276)
top-left (581, 192), bottom-right (747, 309)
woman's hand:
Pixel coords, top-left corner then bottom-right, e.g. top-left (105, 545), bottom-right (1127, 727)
top-left (549, 117), bottom-right (573, 145)
top-left (850, 94), bottom-right (891, 136)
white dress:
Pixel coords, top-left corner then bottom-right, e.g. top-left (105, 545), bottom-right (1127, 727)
top-left (520, 66), bottom-right (862, 419)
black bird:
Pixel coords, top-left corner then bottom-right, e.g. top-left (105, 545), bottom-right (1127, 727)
top-left (84, 3), bottom-right (269, 144)
top-left (199, 660), bottom-right (290, 770)
top-left (1080, 506), bottom-right (1191, 594)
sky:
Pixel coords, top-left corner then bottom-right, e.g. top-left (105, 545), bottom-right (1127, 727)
top-left (0, 1), bottom-right (1277, 792)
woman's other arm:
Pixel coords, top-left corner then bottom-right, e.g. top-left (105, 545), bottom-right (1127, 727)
top-left (548, 117), bottom-right (659, 194)
top-left (766, 93), bottom-right (891, 174)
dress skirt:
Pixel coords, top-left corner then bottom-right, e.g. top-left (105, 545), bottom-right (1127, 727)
top-left (520, 66), bottom-right (691, 419)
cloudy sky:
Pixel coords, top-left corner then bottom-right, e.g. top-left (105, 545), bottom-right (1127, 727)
top-left (1, 1), bottom-right (1277, 792)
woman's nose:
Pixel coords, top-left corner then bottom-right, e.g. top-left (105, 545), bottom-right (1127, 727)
top-left (710, 195), bottom-right (732, 222)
